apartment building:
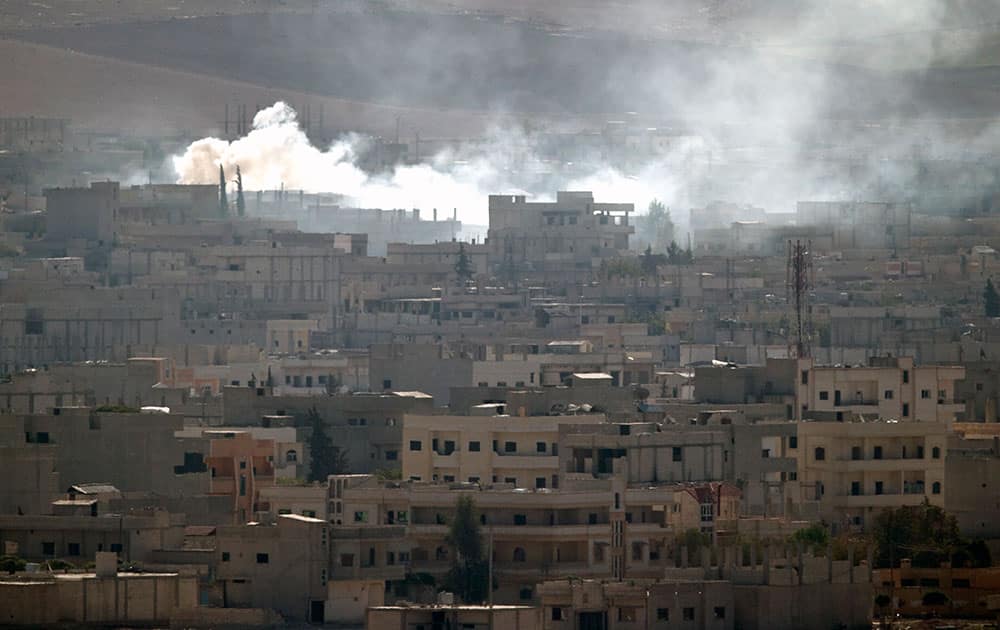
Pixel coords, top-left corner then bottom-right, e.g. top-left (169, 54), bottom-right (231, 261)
top-left (329, 472), bottom-right (736, 602)
top-left (797, 356), bottom-right (965, 423)
top-left (205, 430), bottom-right (276, 524)
top-left (487, 191), bottom-right (634, 274)
top-left (401, 412), bottom-right (605, 487)
top-left (796, 419), bottom-right (947, 531)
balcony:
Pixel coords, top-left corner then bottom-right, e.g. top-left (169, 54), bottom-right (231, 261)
top-left (834, 493), bottom-right (929, 508)
top-left (841, 458), bottom-right (933, 472)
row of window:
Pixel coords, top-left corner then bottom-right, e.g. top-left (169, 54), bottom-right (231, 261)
top-left (813, 446), bottom-right (940, 460)
top-left (409, 439), bottom-right (556, 455)
top-left (40, 541), bottom-right (121, 556)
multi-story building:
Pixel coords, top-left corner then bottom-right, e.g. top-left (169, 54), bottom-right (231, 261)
top-left (401, 412), bottom-right (605, 487)
top-left (215, 514), bottom-right (329, 622)
top-left (797, 356), bottom-right (965, 423)
top-left (486, 191), bottom-right (634, 275)
top-left (796, 419), bottom-right (947, 531)
top-left (206, 430), bottom-right (276, 524)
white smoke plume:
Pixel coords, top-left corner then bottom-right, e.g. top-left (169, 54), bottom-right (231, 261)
top-left (172, 102), bottom-right (698, 225)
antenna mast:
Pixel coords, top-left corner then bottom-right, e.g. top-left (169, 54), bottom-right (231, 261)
top-left (787, 239), bottom-right (813, 358)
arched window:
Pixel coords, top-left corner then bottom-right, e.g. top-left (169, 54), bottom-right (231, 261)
top-left (932, 482), bottom-right (941, 495)
top-left (814, 447), bottom-right (826, 461)
top-left (932, 447), bottom-right (941, 459)
top-left (513, 547), bottom-right (526, 562)
top-left (286, 449), bottom-right (297, 463)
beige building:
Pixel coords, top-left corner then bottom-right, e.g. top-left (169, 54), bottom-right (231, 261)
top-left (402, 412), bottom-right (605, 487)
top-left (487, 191), bottom-right (634, 274)
top-left (0, 568), bottom-right (198, 626)
top-left (796, 419), bottom-right (947, 531)
top-left (214, 514), bottom-right (329, 622)
top-left (797, 356), bottom-right (965, 423)
top-left (368, 604), bottom-right (539, 630)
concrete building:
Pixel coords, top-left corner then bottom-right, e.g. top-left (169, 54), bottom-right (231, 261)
top-left (796, 419), bottom-right (947, 531)
top-left (44, 181), bottom-right (119, 246)
top-left (368, 604), bottom-right (540, 630)
top-left (798, 356), bottom-right (965, 423)
top-left (0, 407), bottom-right (207, 499)
top-left (487, 191), bottom-right (634, 274)
top-left (0, 568), bottom-right (198, 626)
top-left (205, 430), bottom-right (276, 524)
top-left (214, 514), bottom-right (329, 622)
top-left (0, 508), bottom-right (183, 563)
top-left (402, 412), bottom-right (605, 487)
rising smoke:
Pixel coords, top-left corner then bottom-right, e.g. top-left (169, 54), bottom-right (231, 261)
top-left (172, 101), bottom-right (707, 226)
top-left (170, 0), bottom-right (1000, 227)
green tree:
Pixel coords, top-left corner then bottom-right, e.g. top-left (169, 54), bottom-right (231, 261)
top-left (791, 522), bottom-right (829, 553)
top-left (218, 164), bottom-right (229, 217)
top-left (637, 199), bottom-right (675, 252)
top-left (871, 501), bottom-right (964, 568)
top-left (306, 407), bottom-right (348, 482)
top-left (443, 495), bottom-right (490, 603)
top-left (235, 165), bottom-right (246, 217)
top-left (665, 240), bottom-right (694, 265)
top-left (985, 278), bottom-right (1000, 317)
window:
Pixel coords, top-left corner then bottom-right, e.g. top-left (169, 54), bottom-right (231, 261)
top-left (874, 446), bottom-right (883, 460)
top-left (354, 511), bottom-right (367, 523)
top-left (340, 554), bottom-right (354, 567)
top-left (535, 477), bottom-right (546, 489)
top-left (256, 553), bottom-right (269, 564)
top-left (519, 587), bottom-right (533, 600)
top-left (903, 370), bottom-right (909, 384)
top-left (932, 446), bottom-right (941, 459)
top-left (110, 543), bottom-right (122, 553)
top-left (917, 445), bottom-right (925, 458)
top-left (921, 389), bottom-right (931, 399)
top-left (902, 403), bottom-right (909, 417)
top-left (713, 607), bottom-right (726, 619)
top-left (815, 447), bottom-right (826, 461)
top-left (588, 513), bottom-right (598, 525)
top-left (42, 542), bottom-right (55, 556)
top-left (385, 450), bottom-right (398, 461)
top-left (443, 440), bottom-right (455, 455)
top-left (513, 547), bottom-right (526, 562)
top-left (672, 447), bottom-right (683, 462)
top-left (536, 441), bottom-right (547, 453)
top-left (761, 449), bottom-right (770, 458)
top-left (819, 391), bottom-right (829, 401)
top-left (683, 607), bottom-right (695, 621)
top-left (656, 608), bottom-right (669, 621)
top-left (789, 436), bottom-right (797, 449)
top-left (932, 482), bottom-right (941, 494)
top-left (409, 440), bottom-right (422, 451)
top-left (443, 475), bottom-right (455, 482)
top-left (36, 432), bottom-right (49, 444)
top-left (552, 607), bottom-right (563, 621)
top-left (504, 441), bottom-right (517, 453)
top-left (383, 379), bottom-right (392, 390)
top-left (286, 449), bottom-right (297, 462)
top-left (514, 514), bottom-right (527, 525)
top-left (468, 441), bottom-right (480, 452)
top-left (222, 552), bottom-right (230, 562)
top-left (67, 543), bottom-right (80, 556)
top-left (801, 370), bottom-right (809, 385)
top-left (884, 389), bottom-right (894, 400)
top-left (875, 481), bottom-right (884, 495)
top-left (851, 481), bottom-right (861, 496)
